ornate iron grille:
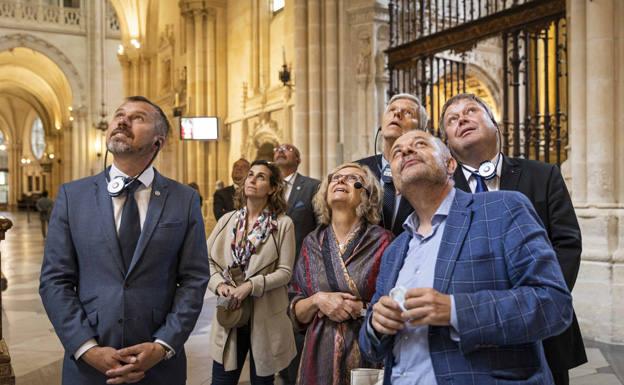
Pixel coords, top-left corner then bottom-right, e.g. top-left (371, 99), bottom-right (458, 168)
top-left (387, 0), bottom-right (567, 164)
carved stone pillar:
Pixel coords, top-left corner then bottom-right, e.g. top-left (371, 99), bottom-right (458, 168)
top-left (569, 0), bottom-right (624, 344)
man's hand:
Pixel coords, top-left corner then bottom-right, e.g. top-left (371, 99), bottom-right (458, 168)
top-left (371, 295), bottom-right (405, 336)
top-left (315, 292), bottom-right (357, 322)
top-left (81, 346), bottom-right (129, 375)
top-left (402, 288), bottom-right (451, 326)
top-left (105, 342), bottom-right (165, 384)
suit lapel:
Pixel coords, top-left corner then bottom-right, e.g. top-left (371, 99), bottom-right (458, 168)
top-left (499, 155), bottom-right (522, 191)
top-left (95, 173), bottom-right (126, 276)
top-left (434, 190), bottom-right (473, 293)
top-left (126, 171), bottom-right (168, 277)
top-left (387, 235), bottom-right (412, 290)
top-left (453, 168), bottom-right (471, 193)
top-left (392, 198), bottom-right (413, 235)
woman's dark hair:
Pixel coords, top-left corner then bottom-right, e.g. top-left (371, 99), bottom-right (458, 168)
top-left (234, 160), bottom-right (288, 215)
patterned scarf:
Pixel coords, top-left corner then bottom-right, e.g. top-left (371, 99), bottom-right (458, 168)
top-left (222, 207), bottom-right (277, 285)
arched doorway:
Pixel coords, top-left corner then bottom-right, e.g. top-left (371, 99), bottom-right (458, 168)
top-left (0, 46), bottom-right (74, 207)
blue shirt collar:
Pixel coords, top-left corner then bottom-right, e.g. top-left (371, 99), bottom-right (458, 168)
top-left (403, 188), bottom-right (455, 234)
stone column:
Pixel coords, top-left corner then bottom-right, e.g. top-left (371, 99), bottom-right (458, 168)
top-left (568, 0), bottom-right (587, 203)
top-left (307, 0), bottom-right (322, 178)
top-left (324, 0), bottom-right (339, 171)
top-left (293, 0), bottom-right (309, 174)
top-left (571, 0), bottom-right (624, 344)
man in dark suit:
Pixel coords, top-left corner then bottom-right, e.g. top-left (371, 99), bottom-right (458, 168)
top-left (39, 96), bottom-right (210, 385)
top-left (359, 130), bottom-right (573, 385)
top-left (440, 93), bottom-right (586, 385)
top-left (356, 93), bottom-right (428, 236)
top-left (212, 158), bottom-right (250, 220)
top-left (273, 143), bottom-right (320, 385)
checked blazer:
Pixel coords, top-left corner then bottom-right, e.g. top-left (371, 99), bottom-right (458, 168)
top-left (359, 189), bottom-right (573, 385)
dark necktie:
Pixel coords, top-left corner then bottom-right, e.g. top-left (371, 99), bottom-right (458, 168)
top-left (474, 174), bottom-right (489, 193)
top-left (119, 180), bottom-right (142, 271)
top-left (381, 166), bottom-right (396, 230)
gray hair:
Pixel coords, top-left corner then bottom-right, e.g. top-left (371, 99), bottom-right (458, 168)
top-left (387, 93), bottom-right (429, 131)
top-left (439, 93), bottom-right (498, 139)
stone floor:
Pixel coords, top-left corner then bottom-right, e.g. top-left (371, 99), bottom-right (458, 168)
top-left (0, 210), bottom-right (621, 385)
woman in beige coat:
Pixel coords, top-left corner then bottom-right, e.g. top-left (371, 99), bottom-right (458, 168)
top-left (207, 159), bottom-right (296, 385)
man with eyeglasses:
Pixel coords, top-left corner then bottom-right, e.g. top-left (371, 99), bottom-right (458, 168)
top-left (273, 143), bottom-right (320, 385)
top-left (440, 93), bottom-right (586, 385)
top-left (356, 93), bottom-right (429, 236)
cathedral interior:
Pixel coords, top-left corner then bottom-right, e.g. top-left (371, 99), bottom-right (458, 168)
top-left (0, 0), bottom-right (623, 384)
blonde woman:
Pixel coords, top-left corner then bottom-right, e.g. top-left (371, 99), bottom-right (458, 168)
top-left (207, 160), bottom-right (296, 385)
top-left (289, 162), bottom-right (394, 385)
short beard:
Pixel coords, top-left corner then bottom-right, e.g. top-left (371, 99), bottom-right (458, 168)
top-left (107, 139), bottom-right (131, 154)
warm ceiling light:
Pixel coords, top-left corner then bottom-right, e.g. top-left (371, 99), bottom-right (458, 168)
top-left (48, 153), bottom-right (55, 160)
top-left (118, 44), bottom-right (124, 55)
top-left (0, 144), bottom-right (7, 151)
top-left (68, 106), bottom-right (73, 111)
top-left (69, 116), bottom-right (74, 121)
top-left (130, 39), bottom-right (141, 49)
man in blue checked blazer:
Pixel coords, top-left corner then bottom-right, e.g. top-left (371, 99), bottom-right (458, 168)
top-left (359, 130), bottom-right (573, 385)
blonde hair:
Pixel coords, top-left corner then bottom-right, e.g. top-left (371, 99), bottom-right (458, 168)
top-left (313, 162), bottom-right (382, 226)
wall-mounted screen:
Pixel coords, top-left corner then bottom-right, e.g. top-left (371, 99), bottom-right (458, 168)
top-left (180, 116), bottom-right (218, 140)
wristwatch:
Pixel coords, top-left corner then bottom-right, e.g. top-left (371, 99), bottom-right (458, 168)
top-left (156, 342), bottom-right (174, 360)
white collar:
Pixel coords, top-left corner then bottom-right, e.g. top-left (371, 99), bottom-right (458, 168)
top-left (284, 172), bottom-right (298, 184)
top-left (460, 153), bottom-right (502, 181)
top-left (110, 163), bottom-right (155, 188)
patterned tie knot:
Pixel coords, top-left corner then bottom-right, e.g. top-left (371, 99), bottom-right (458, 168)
top-left (125, 179), bottom-right (142, 195)
top-left (381, 166), bottom-right (393, 185)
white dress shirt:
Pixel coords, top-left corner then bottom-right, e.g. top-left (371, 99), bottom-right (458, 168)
top-left (75, 164), bottom-right (174, 359)
top-left (460, 153), bottom-right (503, 193)
top-left (283, 172), bottom-right (297, 201)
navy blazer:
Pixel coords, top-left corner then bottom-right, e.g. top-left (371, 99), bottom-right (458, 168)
top-left (359, 189), bottom-right (573, 385)
top-left (39, 170), bottom-right (210, 385)
top-left (355, 154), bottom-right (413, 236)
top-left (454, 155), bottom-right (587, 371)
top-left (286, 173), bottom-right (320, 258)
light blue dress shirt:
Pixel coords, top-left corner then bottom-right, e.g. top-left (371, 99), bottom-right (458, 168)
top-left (390, 189), bottom-right (457, 385)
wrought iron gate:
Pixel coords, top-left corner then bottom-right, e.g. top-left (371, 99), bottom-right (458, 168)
top-left (387, 0), bottom-right (567, 164)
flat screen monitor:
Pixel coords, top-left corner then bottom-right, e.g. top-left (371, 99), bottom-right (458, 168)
top-left (180, 116), bottom-right (218, 140)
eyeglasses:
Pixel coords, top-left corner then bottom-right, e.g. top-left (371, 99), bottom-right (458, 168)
top-left (328, 173), bottom-right (364, 185)
top-left (273, 145), bottom-right (295, 153)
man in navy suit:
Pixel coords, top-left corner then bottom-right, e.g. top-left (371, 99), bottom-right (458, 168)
top-left (359, 130), bottom-right (573, 385)
top-left (273, 142), bottom-right (320, 385)
top-left (213, 158), bottom-right (250, 220)
top-left (440, 93), bottom-right (586, 385)
top-left (356, 93), bottom-right (428, 236)
top-left (40, 96), bottom-right (209, 385)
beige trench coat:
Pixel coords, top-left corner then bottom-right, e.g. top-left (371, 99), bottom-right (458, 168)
top-left (207, 211), bottom-right (296, 377)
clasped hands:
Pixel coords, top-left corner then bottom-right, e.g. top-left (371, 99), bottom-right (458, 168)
top-left (314, 292), bottom-right (364, 322)
top-left (371, 288), bottom-right (451, 336)
top-left (216, 281), bottom-right (253, 310)
top-left (82, 342), bottom-right (166, 384)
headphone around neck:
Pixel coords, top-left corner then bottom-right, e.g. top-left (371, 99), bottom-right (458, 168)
top-left (104, 139), bottom-right (162, 197)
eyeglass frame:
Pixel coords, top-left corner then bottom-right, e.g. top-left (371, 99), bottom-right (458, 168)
top-left (327, 172), bottom-right (365, 185)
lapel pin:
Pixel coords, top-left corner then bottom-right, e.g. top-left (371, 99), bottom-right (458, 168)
top-left (297, 186), bottom-right (301, 190)
top-left (154, 190), bottom-right (161, 196)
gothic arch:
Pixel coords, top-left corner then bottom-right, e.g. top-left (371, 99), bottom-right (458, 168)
top-left (0, 33), bottom-right (86, 103)
top-left (243, 113), bottom-right (282, 161)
